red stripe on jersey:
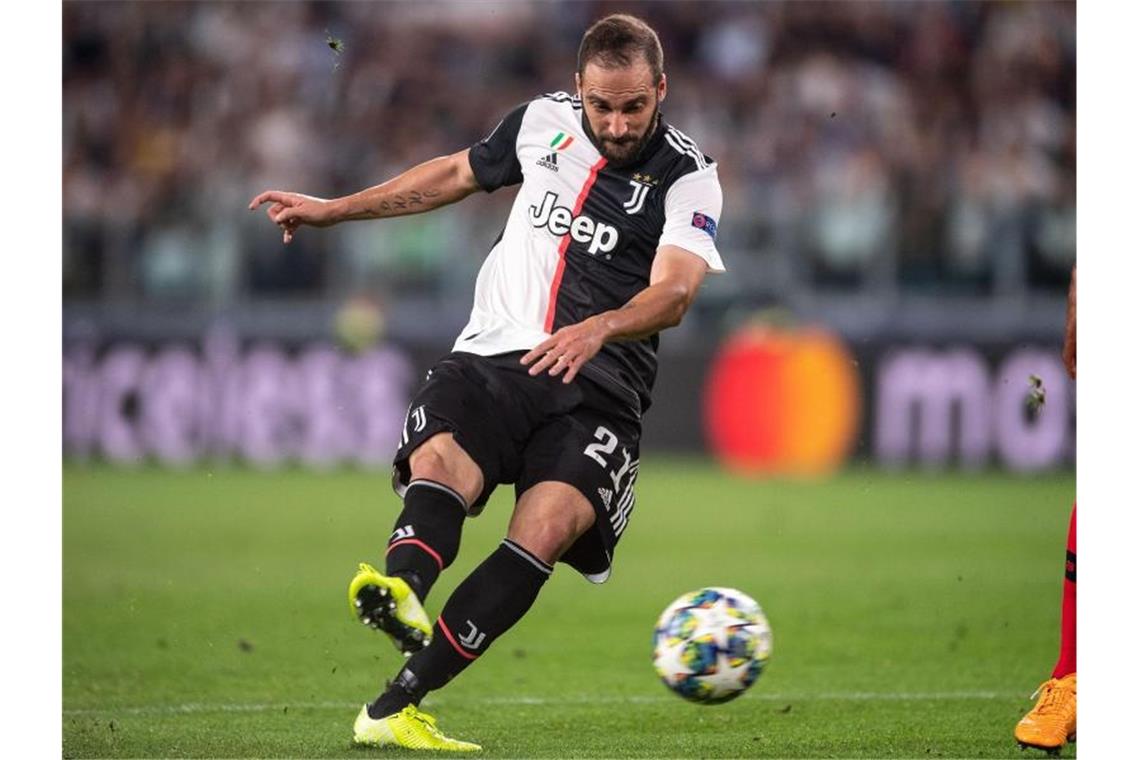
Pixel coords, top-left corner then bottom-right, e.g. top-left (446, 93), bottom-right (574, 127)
top-left (544, 156), bottom-right (608, 332)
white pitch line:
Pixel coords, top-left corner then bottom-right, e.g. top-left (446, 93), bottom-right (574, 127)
top-left (62, 691), bottom-right (1021, 717)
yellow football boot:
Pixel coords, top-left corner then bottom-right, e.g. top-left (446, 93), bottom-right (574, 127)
top-left (1014, 673), bottom-right (1076, 753)
top-left (353, 704), bottom-right (482, 751)
top-left (348, 563), bottom-right (432, 655)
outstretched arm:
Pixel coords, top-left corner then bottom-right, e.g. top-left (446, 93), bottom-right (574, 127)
top-left (520, 245), bottom-right (710, 384)
top-left (248, 148), bottom-right (481, 244)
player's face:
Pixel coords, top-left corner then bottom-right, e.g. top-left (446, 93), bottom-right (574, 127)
top-left (577, 60), bottom-right (667, 167)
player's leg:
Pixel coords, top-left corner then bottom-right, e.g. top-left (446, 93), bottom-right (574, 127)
top-left (349, 432), bottom-right (484, 653)
top-left (362, 482), bottom-right (594, 721)
top-left (386, 433), bottom-right (484, 600)
top-left (361, 380), bottom-right (637, 731)
top-left (351, 356), bottom-right (504, 656)
top-left (353, 355), bottom-right (552, 750)
top-left (1015, 503), bottom-right (1077, 752)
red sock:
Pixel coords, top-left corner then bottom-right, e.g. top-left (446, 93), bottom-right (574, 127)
top-left (1051, 503), bottom-right (1076, 678)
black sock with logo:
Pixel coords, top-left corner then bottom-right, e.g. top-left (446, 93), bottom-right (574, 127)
top-left (368, 539), bottom-right (552, 718)
top-left (384, 480), bottom-right (466, 602)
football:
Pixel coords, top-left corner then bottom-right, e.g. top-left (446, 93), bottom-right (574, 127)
top-left (652, 587), bottom-right (773, 704)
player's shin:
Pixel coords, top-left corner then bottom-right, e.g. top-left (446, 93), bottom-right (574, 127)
top-left (368, 538), bottom-right (553, 718)
top-left (386, 480), bottom-right (467, 601)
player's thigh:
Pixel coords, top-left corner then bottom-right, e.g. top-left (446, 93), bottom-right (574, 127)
top-left (514, 405), bottom-right (641, 574)
top-left (393, 354), bottom-right (521, 513)
top-left (508, 481), bottom-right (597, 565)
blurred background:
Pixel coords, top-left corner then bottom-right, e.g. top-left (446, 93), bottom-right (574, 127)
top-left (62, 0), bottom-right (1076, 474)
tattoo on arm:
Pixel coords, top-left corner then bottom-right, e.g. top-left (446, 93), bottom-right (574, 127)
top-left (372, 188), bottom-right (442, 217)
top-left (405, 189), bottom-right (443, 205)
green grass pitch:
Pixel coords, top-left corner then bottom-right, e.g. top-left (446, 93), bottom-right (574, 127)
top-left (63, 460), bottom-right (1075, 758)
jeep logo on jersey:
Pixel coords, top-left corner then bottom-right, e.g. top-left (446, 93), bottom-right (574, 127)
top-left (528, 191), bottom-right (619, 255)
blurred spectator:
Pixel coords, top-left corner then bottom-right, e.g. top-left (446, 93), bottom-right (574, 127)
top-left (63, 0), bottom-right (1075, 311)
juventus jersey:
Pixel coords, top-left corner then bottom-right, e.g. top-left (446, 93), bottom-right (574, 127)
top-left (457, 92), bottom-right (725, 413)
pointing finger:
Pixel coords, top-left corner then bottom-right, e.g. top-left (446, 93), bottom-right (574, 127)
top-left (249, 190), bottom-right (282, 210)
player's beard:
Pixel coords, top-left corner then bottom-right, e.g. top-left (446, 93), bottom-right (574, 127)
top-left (584, 100), bottom-right (661, 169)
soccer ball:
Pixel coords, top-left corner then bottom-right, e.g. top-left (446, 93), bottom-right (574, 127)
top-left (652, 587), bottom-right (773, 704)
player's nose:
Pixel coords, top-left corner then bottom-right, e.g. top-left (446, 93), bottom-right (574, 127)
top-left (607, 115), bottom-right (629, 139)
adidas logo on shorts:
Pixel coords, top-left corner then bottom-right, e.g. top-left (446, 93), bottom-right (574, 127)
top-left (537, 152), bottom-right (558, 172)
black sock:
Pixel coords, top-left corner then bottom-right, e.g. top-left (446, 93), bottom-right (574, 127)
top-left (385, 480), bottom-right (466, 601)
top-left (367, 667), bottom-right (423, 719)
top-left (369, 539), bottom-right (553, 714)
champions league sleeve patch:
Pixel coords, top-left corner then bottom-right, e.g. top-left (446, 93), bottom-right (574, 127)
top-left (691, 212), bottom-right (718, 239)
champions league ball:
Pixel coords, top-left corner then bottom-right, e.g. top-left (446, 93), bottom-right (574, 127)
top-left (652, 587), bottom-right (773, 704)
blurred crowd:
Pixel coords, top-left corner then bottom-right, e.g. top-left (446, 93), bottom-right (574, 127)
top-left (63, 0), bottom-right (1075, 312)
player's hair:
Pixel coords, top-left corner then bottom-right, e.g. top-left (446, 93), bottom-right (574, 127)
top-left (578, 14), bottom-right (664, 85)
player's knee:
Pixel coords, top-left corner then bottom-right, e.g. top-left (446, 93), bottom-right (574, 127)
top-left (508, 507), bottom-right (594, 566)
top-left (408, 434), bottom-right (483, 507)
top-left (508, 523), bottom-right (570, 566)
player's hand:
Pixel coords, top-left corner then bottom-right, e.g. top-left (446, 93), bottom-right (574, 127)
top-left (248, 190), bottom-right (338, 244)
top-left (520, 316), bottom-right (610, 384)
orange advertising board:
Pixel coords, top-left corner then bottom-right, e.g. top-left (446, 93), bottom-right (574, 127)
top-left (703, 326), bottom-right (862, 476)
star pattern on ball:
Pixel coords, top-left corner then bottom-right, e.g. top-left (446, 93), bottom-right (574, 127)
top-left (653, 588), bottom-right (772, 704)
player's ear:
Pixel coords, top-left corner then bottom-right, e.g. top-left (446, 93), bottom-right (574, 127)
top-left (658, 72), bottom-right (667, 102)
top-left (575, 71), bottom-right (582, 99)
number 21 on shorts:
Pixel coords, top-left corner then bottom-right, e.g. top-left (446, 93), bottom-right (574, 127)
top-left (583, 426), bottom-right (618, 466)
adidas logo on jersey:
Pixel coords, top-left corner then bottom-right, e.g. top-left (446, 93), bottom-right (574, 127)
top-left (536, 152), bottom-right (559, 172)
top-left (597, 487), bottom-right (614, 511)
top-left (529, 191), bottom-right (619, 255)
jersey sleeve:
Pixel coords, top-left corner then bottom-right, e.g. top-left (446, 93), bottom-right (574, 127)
top-left (658, 165), bottom-right (726, 273)
top-left (468, 102), bottom-right (529, 193)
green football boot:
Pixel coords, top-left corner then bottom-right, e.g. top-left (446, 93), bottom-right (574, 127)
top-left (353, 704), bottom-right (482, 751)
top-left (348, 562), bottom-right (432, 655)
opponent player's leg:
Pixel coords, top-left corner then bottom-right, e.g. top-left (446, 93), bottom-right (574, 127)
top-left (350, 432), bottom-right (485, 654)
top-left (1051, 504), bottom-right (1076, 681)
top-left (1015, 503), bottom-right (1077, 752)
top-left (362, 482), bottom-right (594, 722)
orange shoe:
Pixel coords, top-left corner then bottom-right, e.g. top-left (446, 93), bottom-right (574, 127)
top-left (1014, 673), bottom-right (1076, 753)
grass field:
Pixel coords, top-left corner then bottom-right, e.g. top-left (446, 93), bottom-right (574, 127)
top-left (63, 460), bottom-right (1075, 758)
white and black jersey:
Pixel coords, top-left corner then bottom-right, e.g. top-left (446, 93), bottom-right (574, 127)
top-left (457, 92), bottom-right (725, 413)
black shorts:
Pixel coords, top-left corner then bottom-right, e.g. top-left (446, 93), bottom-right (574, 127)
top-left (392, 351), bottom-right (642, 583)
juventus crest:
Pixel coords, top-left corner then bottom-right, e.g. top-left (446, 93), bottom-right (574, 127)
top-left (623, 174), bottom-right (656, 215)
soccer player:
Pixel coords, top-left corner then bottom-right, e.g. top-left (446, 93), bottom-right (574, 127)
top-left (1014, 265), bottom-right (1076, 753)
top-left (250, 15), bottom-right (723, 751)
